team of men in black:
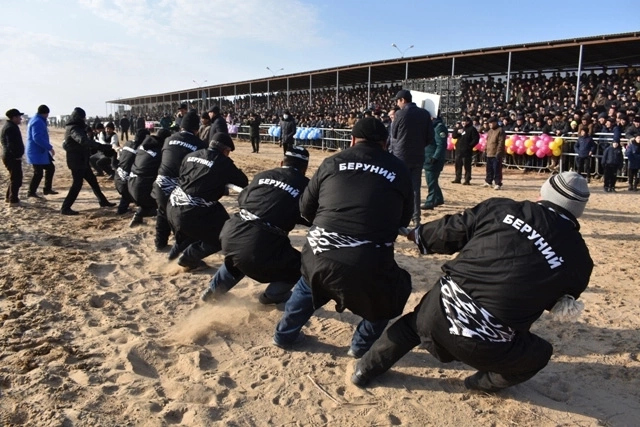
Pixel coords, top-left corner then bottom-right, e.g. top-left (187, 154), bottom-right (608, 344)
top-left (48, 102), bottom-right (594, 393)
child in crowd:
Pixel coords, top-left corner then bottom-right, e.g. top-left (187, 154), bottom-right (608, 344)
top-left (601, 141), bottom-right (623, 192)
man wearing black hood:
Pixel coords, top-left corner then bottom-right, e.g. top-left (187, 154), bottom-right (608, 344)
top-left (167, 132), bottom-right (248, 271)
top-left (128, 128), bottom-right (172, 226)
top-left (60, 107), bottom-right (115, 215)
top-left (272, 117), bottom-right (413, 358)
top-left (200, 145), bottom-right (311, 305)
top-left (151, 110), bottom-right (207, 250)
top-left (114, 128), bottom-right (150, 214)
top-left (279, 110), bottom-right (296, 154)
top-left (207, 105), bottom-right (228, 140)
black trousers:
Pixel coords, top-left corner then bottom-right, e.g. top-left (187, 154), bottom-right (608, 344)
top-left (250, 135), bottom-right (260, 152)
top-left (628, 168), bottom-right (639, 189)
top-left (29, 163), bottom-right (55, 194)
top-left (120, 129), bottom-right (129, 141)
top-left (61, 168), bottom-right (108, 210)
top-left (153, 188), bottom-right (171, 249)
top-left (358, 283), bottom-right (553, 390)
top-left (603, 165), bottom-right (618, 189)
top-left (454, 153), bottom-right (472, 183)
top-left (3, 158), bottom-right (23, 203)
top-left (575, 157), bottom-right (592, 181)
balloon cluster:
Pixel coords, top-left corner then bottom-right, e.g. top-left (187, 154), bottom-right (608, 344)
top-left (505, 134), bottom-right (563, 158)
top-left (267, 126), bottom-right (323, 140)
top-left (446, 133), bottom-right (564, 158)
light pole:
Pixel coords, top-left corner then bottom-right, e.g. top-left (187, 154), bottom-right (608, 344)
top-left (193, 79), bottom-right (207, 112)
top-left (391, 43), bottom-right (414, 58)
top-left (266, 66), bottom-right (283, 77)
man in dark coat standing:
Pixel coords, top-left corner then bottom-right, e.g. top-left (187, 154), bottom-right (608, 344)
top-left (451, 116), bottom-right (479, 185)
top-left (352, 172), bottom-right (592, 392)
top-left (279, 110), bottom-right (296, 154)
top-left (119, 114), bottom-right (131, 141)
top-left (201, 145), bottom-right (311, 305)
top-left (60, 107), bottom-right (115, 215)
top-left (248, 112), bottom-right (262, 153)
top-left (272, 117), bottom-right (413, 358)
top-left (391, 90), bottom-right (434, 226)
top-left (1, 109), bottom-right (25, 207)
top-left (166, 132), bottom-right (248, 271)
top-left (207, 105), bottom-right (228, 142)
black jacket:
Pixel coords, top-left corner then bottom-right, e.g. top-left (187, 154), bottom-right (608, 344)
top-left (167, 147), bottom-right (248, 245)
top-left (114, 139), bottom-right (140, 195)
top-left (208, 115), bottom-right (228, 142)
top-left (248, 115), bottom-right (261, 137)
top-left (62, 111), bottom-right (103, 169)
top-left (391, 102), bottom-right (434, 168)
top-left (300, 141), bottom-right (413, 321)
top-left (280, 116), bottom-right (296, 145)
top-left (451, 124), bottom-right (479, 155)
top-left (119, 117), bottom-right (130, 131)
top-left (1, 120), bottom-right (24, 160)
top-left (416, 198), bottom-right (592, 331)
top-left (220, 166), bottom-right (310, 283)
top-left (128, 134), bottom-right (163, 208)
top-left (157, 131), bottom-right (206, 179)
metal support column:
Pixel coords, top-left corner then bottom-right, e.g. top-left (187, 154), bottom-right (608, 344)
top-left (575, 44), bottom-right (584, 107)
top-left (505, 52), bottom-right (512, 103)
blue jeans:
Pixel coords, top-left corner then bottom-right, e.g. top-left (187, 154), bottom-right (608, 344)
top-left (273, 277), bottom-right (389, 354)
top-left (208, 262), bottom-right (295, 301)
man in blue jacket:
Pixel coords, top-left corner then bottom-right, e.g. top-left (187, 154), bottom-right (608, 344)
top-left (26, 105), bottom-right (57, 197)
top-left (574, 128), bottom-right (596, 183)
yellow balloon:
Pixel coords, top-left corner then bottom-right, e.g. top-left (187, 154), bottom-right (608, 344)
top-left (525, 139), bottom-right (534, 148)
top-left (554, 137), bottom-right (563, 145)
top-left (552, 147), bottom-right (562, 156)
top-left (526, 147), bottom-right (535, 156)
top-left (506, 147), bottom-right (515, 155)
top-left (505, 137), bottom-right (513, 147)
top-left (452, 138), bottom-right (457, 145)
top-left (548, 141), bottom-right (558, 150)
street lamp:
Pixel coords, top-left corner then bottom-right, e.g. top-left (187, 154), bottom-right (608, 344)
top-left (391, 43), bottom-right (414, 58)
top-left (193, 80), bottom-right (207, 111)
top-left (266, 66), bottom-right (283, 77)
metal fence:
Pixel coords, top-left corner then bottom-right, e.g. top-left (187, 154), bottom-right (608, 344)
top-left (234, 125), bottom-right (632, 180)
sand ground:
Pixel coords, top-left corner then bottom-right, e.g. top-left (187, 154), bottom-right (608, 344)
top-left (0, 127), bottom-right (639, 426)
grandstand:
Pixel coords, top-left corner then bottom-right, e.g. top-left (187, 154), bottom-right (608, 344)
top-left (107, 31), bottom-right (640, 120)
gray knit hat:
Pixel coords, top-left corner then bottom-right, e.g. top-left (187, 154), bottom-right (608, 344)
top-left (540, 171), bottom-right (590, 218)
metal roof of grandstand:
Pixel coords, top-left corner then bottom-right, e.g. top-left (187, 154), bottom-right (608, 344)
top-left (109, 31), bottom-right (640, 106)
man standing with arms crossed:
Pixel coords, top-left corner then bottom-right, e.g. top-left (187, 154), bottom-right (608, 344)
top-left (391, 90), bottom-right (434, 227)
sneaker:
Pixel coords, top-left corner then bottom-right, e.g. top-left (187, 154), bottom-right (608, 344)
top-left (494, 185), bottom-right (502, 190)
top-left (434, 200), bottom-right (444, 207)
top-left (258, 291), bottom-right (292, 305)
top-left (347, 348), bottom-right (366, 359)
top-left (451, 180), bottom-right (461, 184)
top-left (483, 182), bottom-right (491, 188)
top-left (61, 208), bottom-right (79, 215)
top-left (350, 362), bottom-right (371, 387)
top-left (178, 258), bottom-right (208, 272)
top-left (462, 181), bottom-right (471, 186)
top-left (99, 200), bottom-right (116, 208)
top-left (129, 214), bottom-right (143, 227)
top-left (167, 243), bottom-right (183, 260)
top-left (8, 202), bottom-right (23, 208)
top-left (43, 189), bottom-right (59, 195)
top-left (463, 371), bottom-right (504, 393)
top-left (200, 287), bottom-right (225, 303)
top-left (272, 331), bottom-right (306, 350)
top-left (420, 203), bottom-right (434, 210)
top-left (27, 192), bottom-right (42, 199)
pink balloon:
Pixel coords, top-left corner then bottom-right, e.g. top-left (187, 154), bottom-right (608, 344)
top-left (516, 146), bottom-right (526, 155)
top-left (536, 149), bottom-right (546, 158)
top-left (447, 141), bottom-right (454, 150)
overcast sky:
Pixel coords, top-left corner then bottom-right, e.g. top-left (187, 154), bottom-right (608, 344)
top-left (1, 0), bottom-right (638, 117)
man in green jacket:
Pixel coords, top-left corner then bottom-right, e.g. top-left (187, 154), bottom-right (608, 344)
top-left (421, 115), bottom-right (448, 210)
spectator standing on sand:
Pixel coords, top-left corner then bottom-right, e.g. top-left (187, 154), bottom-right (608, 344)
top-left (1, 108), bottom-right (25, 207)
top-left (26, 104), bottom-right (58, 198)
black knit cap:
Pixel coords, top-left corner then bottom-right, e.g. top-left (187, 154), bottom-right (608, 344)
top-left (351, 117), bottom-right (388, 142)
top-left (181, 110), bottom-right (200, 131)
top-left (209, 132), bottom-right (235, 151)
